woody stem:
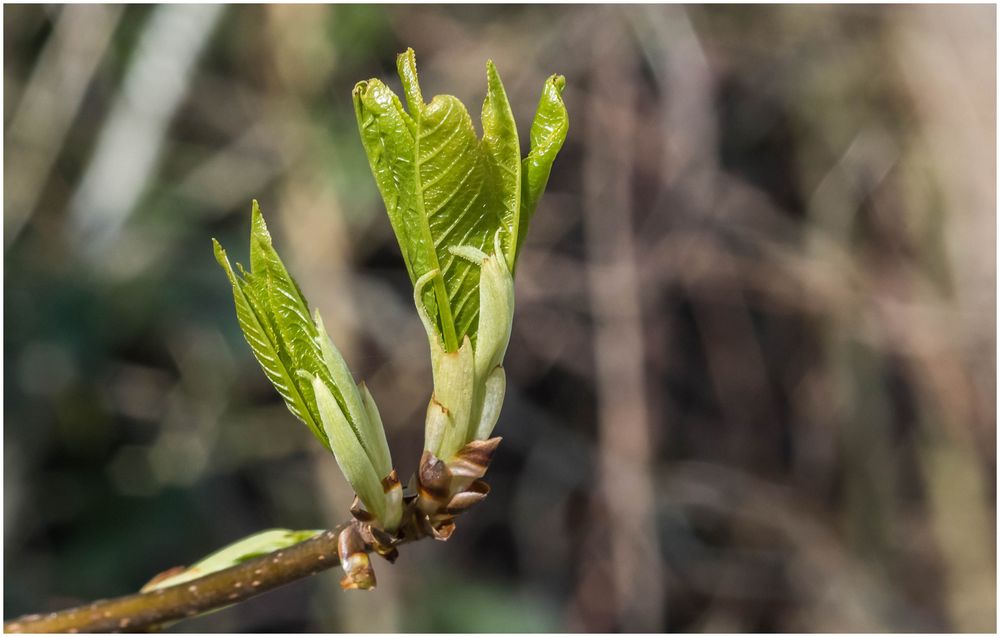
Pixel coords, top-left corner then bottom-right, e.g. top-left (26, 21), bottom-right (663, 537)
top-left (4, 521), bottom-right (413, 634)
top-left (5, 439), bottom-right (499, 634)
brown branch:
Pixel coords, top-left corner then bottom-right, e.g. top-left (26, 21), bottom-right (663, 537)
top-left (4, 522), bottom-right (396, 633)
top-left (4, 439), bottom-right (500, 634)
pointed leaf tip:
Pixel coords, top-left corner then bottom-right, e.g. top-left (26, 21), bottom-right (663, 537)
top-left (214, 202), bottom-right (334, 451)
top-left (481, 58), bottom-right (521, 269)
top-left (515, 74), bottom-right (569, 264)
top-left (397, 47), bottom-right (423, 115)
top-left (212, 237), bottom-right (226, 265)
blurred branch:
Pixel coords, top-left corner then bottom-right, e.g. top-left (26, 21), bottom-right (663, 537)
top-left (575, 8), bottom-right (663, 631)
top-left (4, 4), bottom-right (122, 248)
top-left (69, 4), bottom-right (224, 260)
top-left (4, 522), bottom-right (407, 633)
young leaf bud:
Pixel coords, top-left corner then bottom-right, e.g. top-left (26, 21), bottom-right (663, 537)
top-left (312, 375), bottom-right (386, 526)
top-left (472, 232), bottom-right (515, 385)
top-left (473, 365), bottom-right (506, 441)
top-left (314, 311), bottom-right (392, 481)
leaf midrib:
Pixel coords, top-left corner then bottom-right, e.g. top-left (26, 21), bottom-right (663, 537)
top-left (413, 102), bottom-right (460, 352)
top-left (235, 268), bottom-right (325, 447)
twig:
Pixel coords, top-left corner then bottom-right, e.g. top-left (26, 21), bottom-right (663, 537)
top-left (4, 439), bottom-right (497, 634)
top-left (574, 8), bottom-right (663, 632)
top-left (4, 521), bottom-right (402, 633)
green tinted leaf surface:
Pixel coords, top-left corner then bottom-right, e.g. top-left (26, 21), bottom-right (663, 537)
top-left (250, 205), bottom-right (337, 422)
top-left (352, 80), bottom-right (419, 280)
top-left (415, 93), bottom-right (496, 348)
top-left (355, 51), bottom-right (567, 346)
top-left (481, 60), bottom-right (521, 268)
top-left (214, 202), bottom-right (369, 451)
top-left (354, 50), bottom-right (510, 351)
top-left (358, 381), bottom-right (393, 479)
top-left (516, 74), bottom-right (568, 263)
top-left (214, 238), bottom-right (328, 449)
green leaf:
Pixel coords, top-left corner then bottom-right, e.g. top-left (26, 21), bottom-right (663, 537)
top-left (216, 203), bottom-right (403, 527)
top-left (249, 203), bottom-right (337, 424)
top-left (214, 233), bottom-right (329, 450)
top-left (142, 529), bottom-right (323, 592)
top-left (396, 46), bottom-right (424, 117)
top-left (481, 60), bottom-right (521, 269)
top-left (469, 234), bottom-right (514, 384)
top-left (214, 201), bottom-right (372, 454)
top-left (354, 50), bottom-right (567, 349)
top-left (351, 78), bottom-right (421, 282)
top-left (448, 234), bottom-right (512, 446)
top-left (516, 74), bottom-right (568, 264)
top-left (354, 49), bottom-right (511, 352)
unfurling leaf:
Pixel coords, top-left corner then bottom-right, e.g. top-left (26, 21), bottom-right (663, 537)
top-left (353, 48), bottom-right (567, 352)
top-left (470, 233), bottom-right (515, 383)
top-left (214, 201), bottom-right (400, 530)
top-left (481, 60), bottom-right (521, 268)
top-left (517, 74), bottom-right (568, 265)
top-left (354, 48), bottom-right (566, 461)
top-left (214, 201), bottom-right (334, 448)
top-left (413, 234), bottom-right (514, 460)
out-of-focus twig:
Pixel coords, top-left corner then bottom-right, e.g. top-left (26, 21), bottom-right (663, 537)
top-left (69, 4), bottom-right (224, 260)
top-left (576, 8), bottom-right (664, 631)
top-left (4, 4), bottom-right (123, 248)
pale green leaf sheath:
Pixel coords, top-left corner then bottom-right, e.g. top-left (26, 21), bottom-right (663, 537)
top-left (450, 233), bottom-right (515, 447)
top-left (312, 375), bottom-right (386, 524)
top-left (314, 311), bottom-right (391, 480)
top-left (416, 238), bottom-right (513, 459)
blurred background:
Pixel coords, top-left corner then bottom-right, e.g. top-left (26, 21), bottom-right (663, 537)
top-left (4, 4), bottom-right (996, 632)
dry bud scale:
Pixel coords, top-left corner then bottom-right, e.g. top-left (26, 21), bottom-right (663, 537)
top-left (208, 48), bottom-right (567, 591)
